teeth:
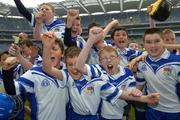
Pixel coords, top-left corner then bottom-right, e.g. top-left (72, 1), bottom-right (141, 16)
top-left (107, 64), bottom-right (113, 69)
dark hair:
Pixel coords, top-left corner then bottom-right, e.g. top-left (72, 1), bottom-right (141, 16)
top-left (111, 26), bottom-right (128, 38)
top-left (143, 28), bottom-right (162, 41)
top-left (19, 40), bottom-right (34, 47)
top-left (88, 22), bottom-right (101, 34)
top-left (0, 51), bottom-right (9, 60)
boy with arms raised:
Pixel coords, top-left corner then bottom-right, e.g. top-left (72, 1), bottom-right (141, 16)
top-left (76, 26), bottom-right (160, 120)
top-left (2, 37), bottom-right (67, 120)
top-left (136, 28), bottom-right (180, 120)
top-left (42, 28), bottom-right (160, 119)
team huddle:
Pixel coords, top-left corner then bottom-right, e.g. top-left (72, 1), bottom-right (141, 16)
top-left (0, 0), bottom-right (180, 120)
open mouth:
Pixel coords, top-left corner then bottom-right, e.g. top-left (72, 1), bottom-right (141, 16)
top-left (118, 41), bottom-right (125, 43)
top-left (107, 64), bottom-right (113, 70)
top-left (51, 57), bottom-right (55, 61)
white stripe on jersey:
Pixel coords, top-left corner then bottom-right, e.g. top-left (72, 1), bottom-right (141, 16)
top-left (86, 64), bottom-right (136, 119)
top-left (136, 49), bottom-right (180, 112)
top-left (15, 66), bottom-right (68, 120)
top-left (62, 69), bottom-right (122, 115)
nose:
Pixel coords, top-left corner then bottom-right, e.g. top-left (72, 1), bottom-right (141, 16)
top-left (106, 58), bottom-right (111, 62)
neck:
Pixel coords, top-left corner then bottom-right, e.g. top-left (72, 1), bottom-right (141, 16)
top-left (45, 17), bottom-right (54, 24)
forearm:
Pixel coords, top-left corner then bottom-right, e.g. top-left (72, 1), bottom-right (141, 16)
top-left (2, 67), bottom-right (16, 95)
top-left (64, 27), bottom-right (77, 47)
top-left (103, 20), bottom-right (119, 35)
top-left (76, 39), bottom-right (94, 73)
top-left (42, 45), bottom-right (53, 75)
top-left (33, 24), bottom-right (42, 40)
top-left (119, 91), bottom-right (147, 103)
top-left (14, 0), bottom-right (32, 22)
top-left (164, 44), bottom-right (180, 50)
top-left (17, 55), bottom-right (33, 70)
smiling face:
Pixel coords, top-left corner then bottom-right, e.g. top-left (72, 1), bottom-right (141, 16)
top-left (144, 29), bottom-right (165, 60)
top-left (65, 47), bottom-right (82, 80)
top-left (111, 29), bottom-right (129, 50)
top-left (65, 56), bottom-right (82, 80)
top-left (99, 46), bottom-right (120, 75)
top-left (162, 32), bottom-right (176, 44)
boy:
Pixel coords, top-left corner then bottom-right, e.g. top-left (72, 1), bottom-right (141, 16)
top-left (2, 37), bottom-right (67, 120)
top-left (42, 29), bottom-right (160, 120)
top-left (110, 26), bottom-right (142, 67)
top-left (162, 29), bottom-right (179, 55)
top-left (14, 0), bottom-right (65, 40)
top-left (76, 26), bottom-right (160, 120)
top-left (136, 28), bottom-right (180, 120)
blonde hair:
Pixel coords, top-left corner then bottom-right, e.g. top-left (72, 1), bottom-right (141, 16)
top-left (98, 46), bottom-right (118, 58)
top-left (162, 29), bottom-right (175, 36)
top-left (39, 3), bottom-right (55, 13)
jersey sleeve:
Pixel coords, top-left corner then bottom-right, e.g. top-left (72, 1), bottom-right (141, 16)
top-left (14, 0), bottom-right (33, 23)
top-left (100, 80), bottom-right (122, 104)
top-left (15, 70), bottom-right (35, 95)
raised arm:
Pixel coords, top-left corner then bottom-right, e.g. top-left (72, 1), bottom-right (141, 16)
top-left (103, 19), bottom-right (119, 36)
top-left (2, 58), bottom-right (16, 95)
top-left (76, 26), bottom-right (104, 74)
top-left (42, 32), bottom-right (63, 80)
top-left (8, 44), bottom-right (33, 70)
top-left (64, 9), bottom-right (79, 47)
top-left (14, 0), bottom-right (32, 22)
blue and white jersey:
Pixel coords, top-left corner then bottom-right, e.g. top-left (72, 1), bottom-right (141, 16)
top-left (0, 67), bottom-right (5, 92)
top-left (101, 65), bottom-right (136, 119)
top-left (87, 64), bottom-right (136, 119)
top-left (114, 47), bottom-right (142, 67)
top-left (13, 54), bottom-right (42, 79)
top-left (136, 49), bottom-right (180, 113)
top-left (14, 66), bottom-right (68, 120)
top-left (31, 15), bottom-right (65, 39)
top-left (61, 69), bottom-right (122, 116)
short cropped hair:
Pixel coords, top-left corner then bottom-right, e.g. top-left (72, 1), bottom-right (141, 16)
top-left (39, 3), bottom-right (55, 13)
top-left (111, 26), bottom-right (128, 39)
top-left (143, 28), bottom-right (162, 42)
top-left (98, 46), bottom-right (119, 59)
top-left (64, 46), bottom-right (81, 61)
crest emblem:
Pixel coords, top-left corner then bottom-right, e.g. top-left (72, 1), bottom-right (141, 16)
top-left (41, 79), bottom-right (50, 87)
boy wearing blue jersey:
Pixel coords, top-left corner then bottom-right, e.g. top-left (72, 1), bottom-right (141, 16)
top-left (14, 0), bottom-right (65, 40)
top-left (2, 37), bottom-right (67, 120)
top-left (76, 26), bottom-right (160, 120)
top-left (110, 26), bottom-right (143, 67)
top-left (136, 28), bottom-right (180, 120)
top-left (42, 29), bottom-right (160, 120)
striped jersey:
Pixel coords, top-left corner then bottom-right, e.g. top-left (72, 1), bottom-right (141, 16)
top-left (114, 47), bottom-right (142, 67)
top-left (136, 49), bottom-right (180, 112)
top-left (31, 15), bottom-right (65, 39)
top-left (61, 69), bottom-right (122, 116)
top-left (86, 64), bottom-right (136, 119)
top-left (14, 66), bottom-right (68, 120)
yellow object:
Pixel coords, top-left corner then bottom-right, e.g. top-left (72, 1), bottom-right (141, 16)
top-left (149, 0), bottom-right (162, 15)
